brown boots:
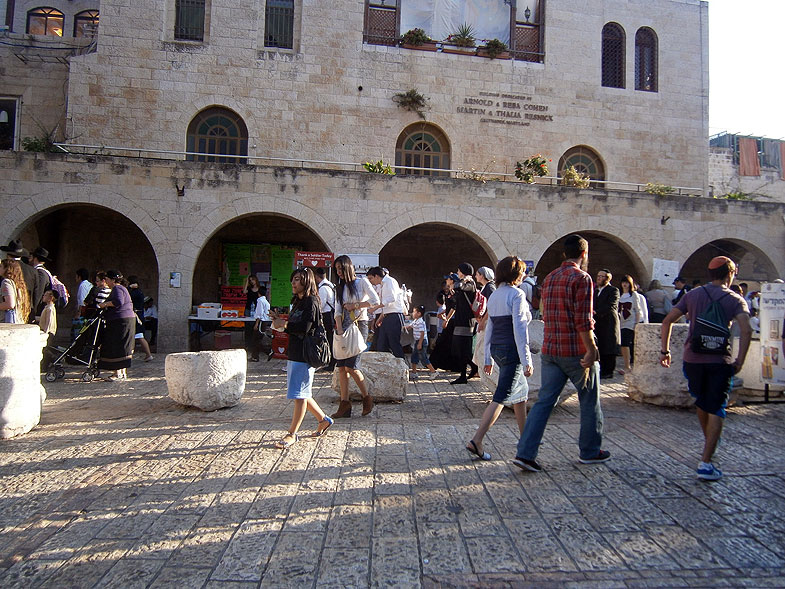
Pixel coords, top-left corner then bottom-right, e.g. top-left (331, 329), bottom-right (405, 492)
top-left (331, 396), bottom-right (374, 418)
top-left (332, 400), bottom-right (352, 419)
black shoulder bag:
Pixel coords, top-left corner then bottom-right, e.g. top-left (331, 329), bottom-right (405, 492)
top-left (303, 300), bottom-right (332, 368)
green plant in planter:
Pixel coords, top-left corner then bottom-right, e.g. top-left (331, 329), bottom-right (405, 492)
top-left (481, 38), bottom-right (508, 58)
top-left (515, 154), bottom-right (549, 183)
top-left (363, 160), bottom-right (395, 175)
top-left (400, 28), bottom-right (432, 46)
top-left (562, 165), bottom-right (591, 188)
top-left (715, 191), bottom-right (752, 201)
top-left (446, 23), bottom-right (476, 47)
top-left (644, 182), bottom-right (675, 196)
top-left (393, 89), bottom-right (429, 120)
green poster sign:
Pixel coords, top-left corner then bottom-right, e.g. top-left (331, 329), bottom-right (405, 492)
top-left (270, 246), bottom-right (296, 307)
top-left (223, 244), bottom-right (252, 287)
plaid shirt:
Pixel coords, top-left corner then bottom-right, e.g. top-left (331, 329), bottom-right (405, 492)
top-left (541, 261), bottom-right (595, 357)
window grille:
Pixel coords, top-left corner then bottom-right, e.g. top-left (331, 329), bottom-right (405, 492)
top-left (395, 125), bottom-right (450, 176)
top-left (265, 0), bottom-right (294, 49)
top-left (175, 0), bottom-right (205, 42)
top-left (601, 23), bottom-right (625, 89)
top-left (635, 28), bottom-right (657, 92)
top-left (559, 146), bottom-right (606, 184)
top-left (27, 8), bottom-right (64, 36)
top-left (186, 108), bottom-right (249, 163)
top-left (364, 1), bottom-right (397, 46)
top-left (74, 10), bottom-right (100, 38)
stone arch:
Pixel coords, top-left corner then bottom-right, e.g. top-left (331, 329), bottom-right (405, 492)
top-left (366, 205), bottom-right (507, 263)
top-left (680, 238), bottom-right (780, 284)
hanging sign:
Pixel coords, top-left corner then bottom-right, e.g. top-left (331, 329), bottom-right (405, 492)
top-left (295, 251), bottom-right (334, 268)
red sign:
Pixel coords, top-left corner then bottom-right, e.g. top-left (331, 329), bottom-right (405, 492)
top-left (294, 251), bottom-right (334, 268)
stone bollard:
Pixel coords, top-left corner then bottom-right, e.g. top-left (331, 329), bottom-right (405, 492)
top-left (472, 320), bottom-right (574, 405)
top-left (626, 323), bottom-right (694, 407)
top-left (1, 324), bottom-right (47, 438)
top-left (329, 351), bottom-right (408, 403)
top-left (165, 349), bottom-right (246, 411)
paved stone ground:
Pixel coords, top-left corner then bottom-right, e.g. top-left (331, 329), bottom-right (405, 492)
top-left (2, 356), bottom-right (785, 588)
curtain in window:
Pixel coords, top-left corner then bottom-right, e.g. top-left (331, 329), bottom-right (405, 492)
top-left (738, 138), bottom-right (760, 177)
top-left (401, 0), bottom-right (510, 44)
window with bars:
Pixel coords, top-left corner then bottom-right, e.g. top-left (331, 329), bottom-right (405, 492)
top-left (74, 10), bottom-right (99, 38)
top-left (601, 23), bottom-right (625, 89)
top-left (635, 28), bottom-right (658, 92)
top-left (186, 107), bottom-right (249, 163)
top-left (395, 124), bottom-right (450, 176)
top-left (265, 0), bottom-right (294, 49)
top-left (175, 0), bottom-right (206, 42)
top-left (364, 1), bottom-right (398, 46)
top-left (27, 7), bottom-right (64, 36)
top-left (558, 146), bottom-right (605, 184)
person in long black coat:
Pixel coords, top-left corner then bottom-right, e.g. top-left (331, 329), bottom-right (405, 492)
top-left (594, 269), bottom-right (620, 379)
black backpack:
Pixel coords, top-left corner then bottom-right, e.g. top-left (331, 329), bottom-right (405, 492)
top-left (691, 287), bottom-right (732, 355)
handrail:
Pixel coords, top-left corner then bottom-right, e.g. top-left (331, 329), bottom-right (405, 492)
top-left (52, 143), bottom-right (704, 195)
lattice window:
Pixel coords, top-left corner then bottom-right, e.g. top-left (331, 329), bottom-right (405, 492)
top-left (395, 124), bottom-right (450, 176)
top-left (27, 7), bottom-right (64, 36)
top-left (559, 146), bottom-right (605, 182)
top-left (635, 27), bottom-right (658, 92)
top-left (74, 10), bottom-right (99, 38)
top-left (186, 108), bottom-right (249, 163)
top-left (175, 0), bottom-right (205, 41)
top-left (601, 23), bottom-right (625, 89)
top-left (265, 0), bottom-right (294, 49)
top-left (364, 1), bottom-right (398, 46)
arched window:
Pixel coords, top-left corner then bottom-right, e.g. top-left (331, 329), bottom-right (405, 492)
top-left (186, 107), bottom-right (248, 163)
top-left (558, 146), bottom-right (606, 184)
top-left (74, 10), bottom-right (99, 38)
top-left (27, 7), bottom-right (64, 36)
top-left (601, 23), bottom-right (625, 89)
top-left (395, 124), bottom-right (450, 176)
top-left (635, 27), bottom-right (658, 92)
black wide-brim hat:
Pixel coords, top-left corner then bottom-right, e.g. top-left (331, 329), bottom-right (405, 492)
top-left (31, 246), bottom-right (52, 262)
top-left (0, 239), bottom-right (29, 257)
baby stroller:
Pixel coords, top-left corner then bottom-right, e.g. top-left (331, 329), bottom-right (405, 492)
top-left (44, 310), bottom-right (104, 383)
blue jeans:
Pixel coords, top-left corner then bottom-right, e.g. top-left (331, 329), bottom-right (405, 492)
top-left (516, 354), bottom-right (603, 461)
top-left (490, 344), bottom-right (528, 404)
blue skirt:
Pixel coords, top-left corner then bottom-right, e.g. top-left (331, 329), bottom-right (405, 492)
top-left (286, 360), bottom-right (315, 400)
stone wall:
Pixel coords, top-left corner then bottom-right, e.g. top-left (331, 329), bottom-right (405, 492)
top-left (1, 151), bottom-right (783, 352)
top-left (709, 148), bottom-right (785, 203)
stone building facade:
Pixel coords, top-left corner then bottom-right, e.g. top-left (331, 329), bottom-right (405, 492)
top-left (2, 0), bottom-right (784, 352)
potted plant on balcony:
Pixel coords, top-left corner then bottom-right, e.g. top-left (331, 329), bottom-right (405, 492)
top-left (477, 38), bottom-right (510, 59)
top-left (400, 28), bottom-right (438, 51)
top-left (443, 23), bottom-right (476, 54)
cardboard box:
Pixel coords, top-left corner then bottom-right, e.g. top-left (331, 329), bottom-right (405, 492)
top-left (197, 303), bottom-right (222, 319)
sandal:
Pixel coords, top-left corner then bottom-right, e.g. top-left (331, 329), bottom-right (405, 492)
top-left (466, 440), bottom-right (491, 461)
top-left (312, 416), bottom-right (334, 438)
top-left (275, 433), bottom-right (299, 449)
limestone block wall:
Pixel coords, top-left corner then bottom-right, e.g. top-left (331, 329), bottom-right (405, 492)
top-left (58, 0), bottom-right (708, 190)
top-left (1, 151), bottom-right (782, 352)
top-left (709, 149), bottom-right (785, 203)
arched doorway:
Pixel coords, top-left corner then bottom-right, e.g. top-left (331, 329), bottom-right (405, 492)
top-left (192, 213), bottom-right (329, 308)
top-left (534, 231), bottom-right (645, 288)
top-left (379, 223), bottom-right (494, 310)
top-left (680, 239), bottom-right (778, 286)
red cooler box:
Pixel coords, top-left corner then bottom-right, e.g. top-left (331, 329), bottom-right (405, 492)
top-left (214, 330), bottom-right (233, 350)
top-left (271, 331), bottom-right (289, 359)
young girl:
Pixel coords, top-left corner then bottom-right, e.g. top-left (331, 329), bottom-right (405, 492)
top-left (407, 305), bottom-right (436, 379)
top-left (0, 259), bottom-right (30, 324)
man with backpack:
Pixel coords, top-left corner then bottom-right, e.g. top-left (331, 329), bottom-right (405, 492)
top-left (660, 256), bottom-right (751, 481)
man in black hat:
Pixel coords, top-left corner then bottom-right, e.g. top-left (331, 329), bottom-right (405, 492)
top-left (1, 239), bottom-right (38, 317)
top-left (672, 276), bottom-right (691, 306)
top-left (31, 246), bottom-right (54, 314)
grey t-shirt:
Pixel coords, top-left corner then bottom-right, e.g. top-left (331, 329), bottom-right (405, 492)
top-left (676, 284), bottom-right (748, 364)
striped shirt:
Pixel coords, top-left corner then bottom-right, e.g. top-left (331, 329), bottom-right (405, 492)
top-left (541, 261), bottom-right (595, 357)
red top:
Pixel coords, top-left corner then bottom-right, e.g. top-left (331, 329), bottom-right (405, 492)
top-left (542, 261), bottom-right (595, 357)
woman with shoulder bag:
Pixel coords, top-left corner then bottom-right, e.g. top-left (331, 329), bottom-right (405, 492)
top-left (331, 255), bottom-right (380, 418)
top-left (271, 268), bottom-right (333, 449)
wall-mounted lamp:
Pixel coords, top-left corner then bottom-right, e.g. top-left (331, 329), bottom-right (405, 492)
top-left (176, 183), bottom-right (185, 197)
top-left (660, 215), bottom-right (670, 225)
top-left (0, 110), bottom-right (8, 123)
top-left (524, 6), bottom-right (531, 22)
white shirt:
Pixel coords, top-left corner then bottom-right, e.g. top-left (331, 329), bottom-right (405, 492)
top-left (380, 274), bottom-right (405, 314)
top-left (253, 295), bottom-right (271, 321)
top-left (317, 279), bottom-right (335, 313)
top-left (76, 279), bottom-right (92, 307)
top-left (334, 277), bottom-right (379, 322)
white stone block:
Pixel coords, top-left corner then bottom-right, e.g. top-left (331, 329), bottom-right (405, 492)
top-left (165, 349), bottom-right (246, 411)
top-left (329, 351), bottom-right (408, 403)
top-left (0, 325), bottom-right (46, 438)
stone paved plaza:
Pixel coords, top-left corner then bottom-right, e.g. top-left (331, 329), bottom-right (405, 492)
top-left (2, 358), bottom-right (785, 588)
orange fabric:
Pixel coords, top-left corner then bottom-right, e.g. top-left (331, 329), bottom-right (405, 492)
top-left (780, 142), bottom-right (785, 180)
top-left (738, 137), bottom-right (760, 176)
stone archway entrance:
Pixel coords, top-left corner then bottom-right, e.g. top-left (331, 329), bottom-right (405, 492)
top-left (680, 239), bottom-right (779, 286)
top-left (534, 231), bottom-right (646, 287)
top-left (379, 223), bottom-right (495, 311)
top-left (18, 204), bottom-right (159, 306)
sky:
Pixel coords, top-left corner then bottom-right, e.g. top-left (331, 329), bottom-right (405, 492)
top-left (708, 0), bottom-right (785, 139)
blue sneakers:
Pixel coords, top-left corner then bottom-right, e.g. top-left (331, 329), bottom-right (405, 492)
top-left (697, 463), bottom-right (723, 481)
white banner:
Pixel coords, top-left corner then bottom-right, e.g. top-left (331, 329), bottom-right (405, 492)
top-left (341, 254), bottom-right (380, 277)
top-left (652, 258), bottom-right (680, 286)
top-left (759, 282), bottom-right (785, 385)
top-left (401, 0), bottom-right (511, 44)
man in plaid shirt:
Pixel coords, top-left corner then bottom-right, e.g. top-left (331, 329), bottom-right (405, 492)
top-left (513, 234), bottom-right (610, 472)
